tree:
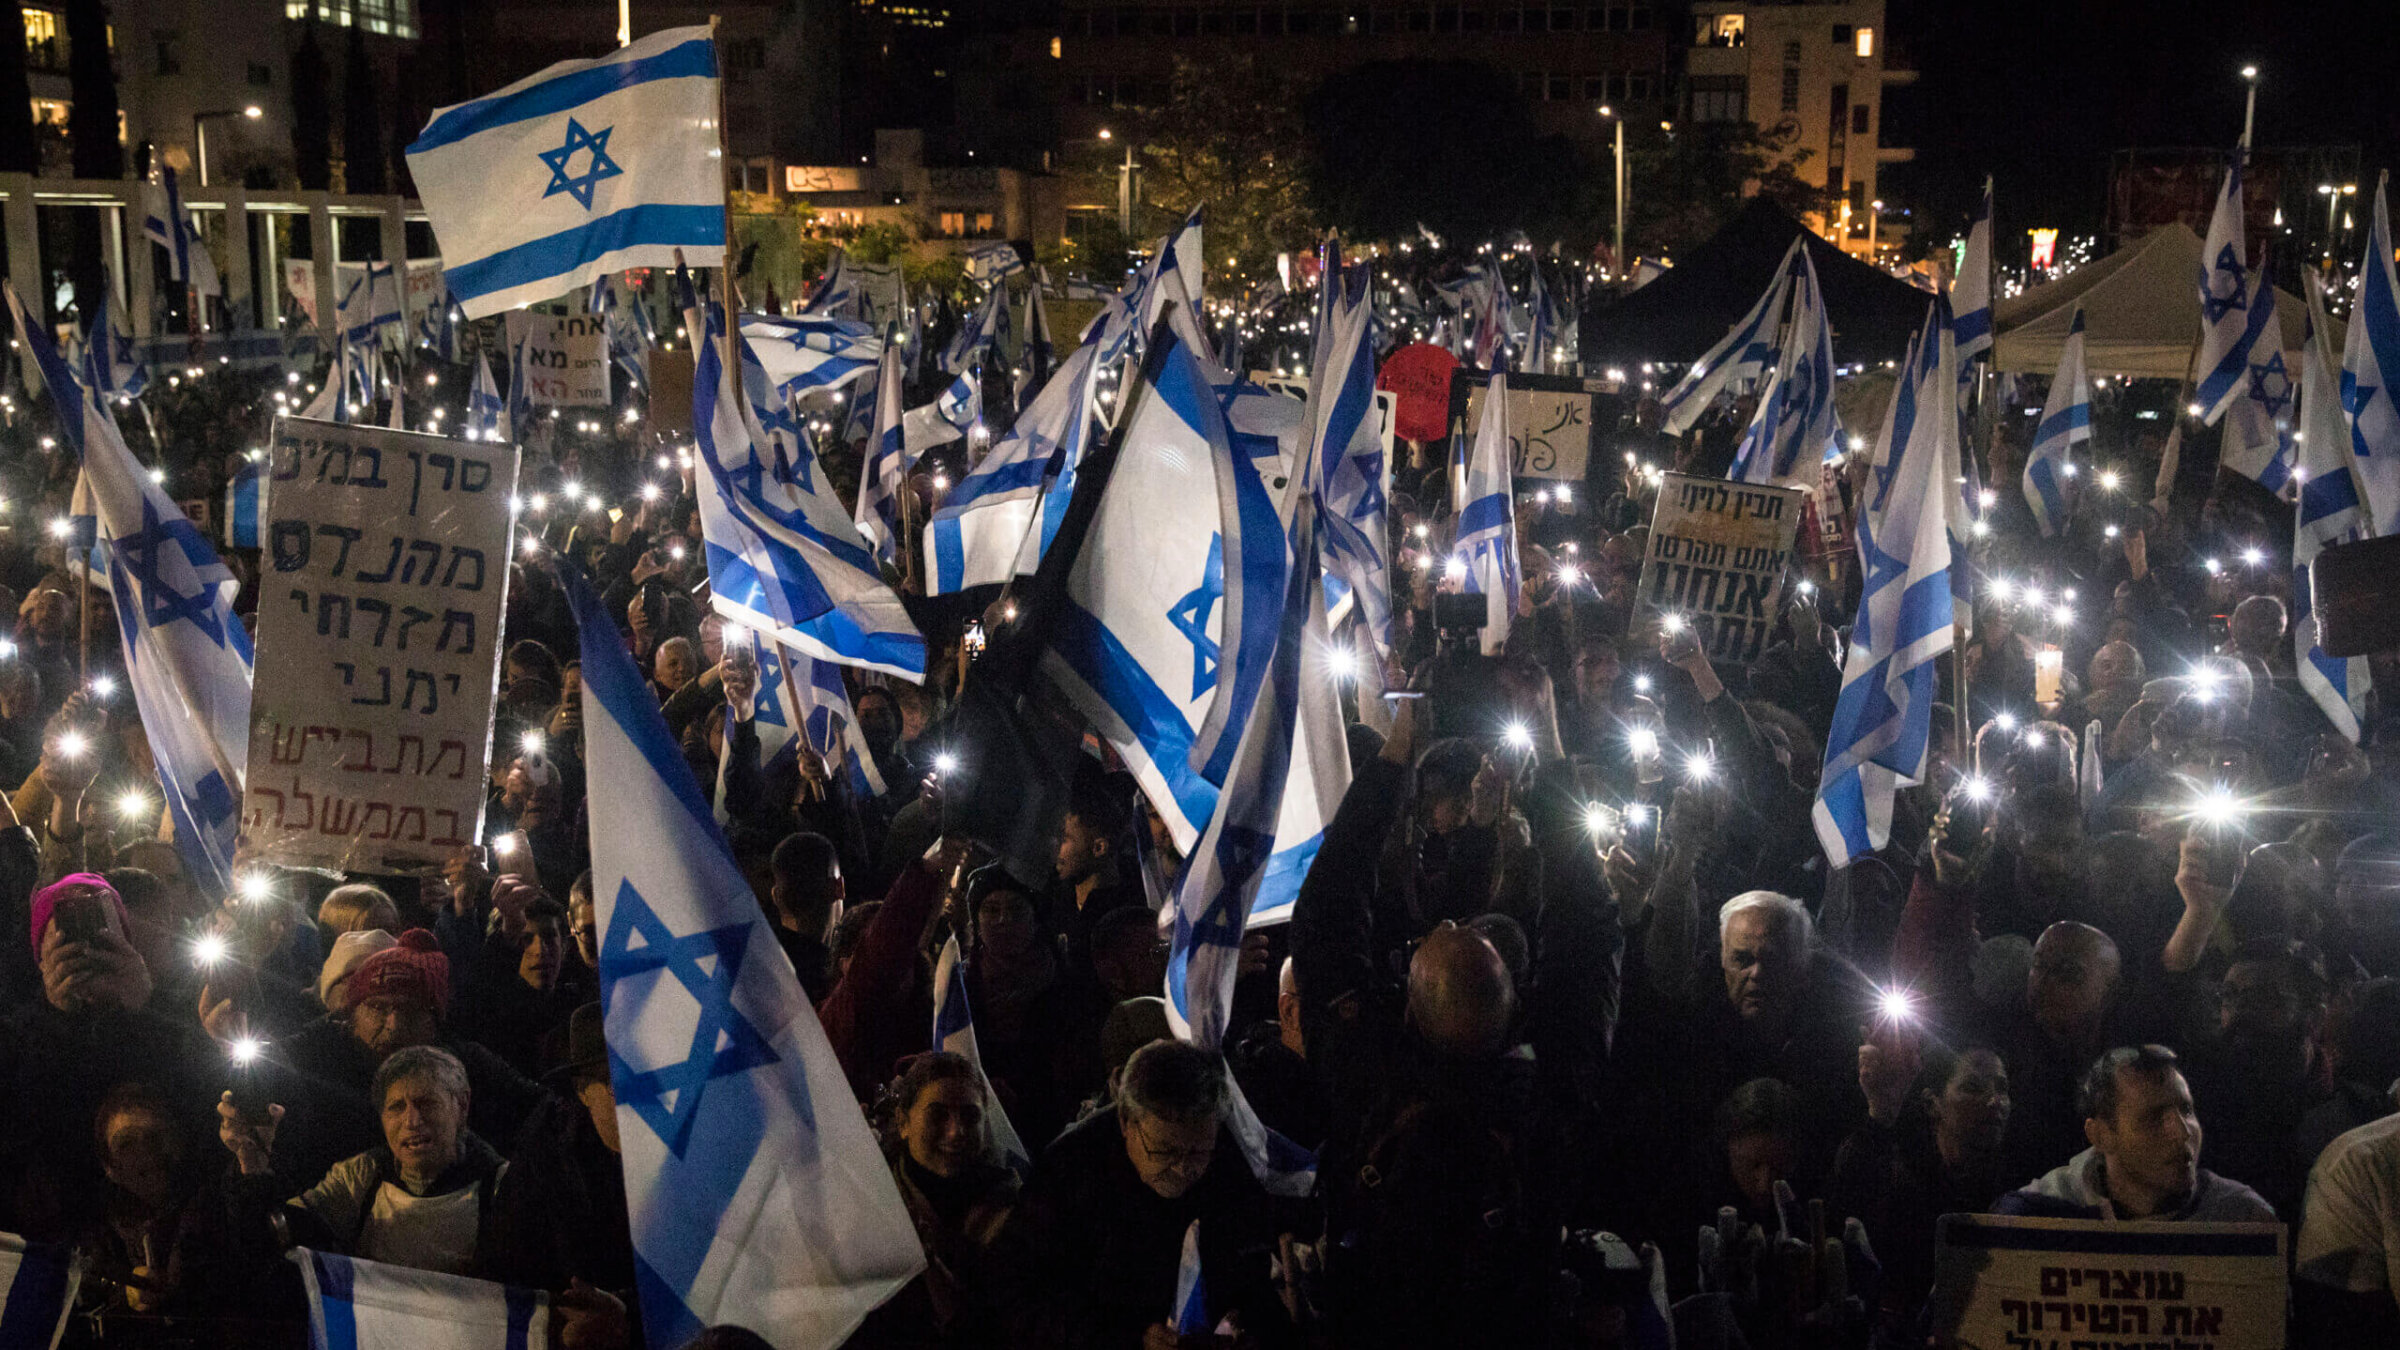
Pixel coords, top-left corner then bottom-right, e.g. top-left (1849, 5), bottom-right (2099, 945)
top-left (342, 26), bottom-right (385, 193)
top-left (292, 23), bottom-right (332, 190)
top-left (0, 5), bottom-right (36, 174)
top-left (1625, 120), bottom-right (1832, 258)
top-left (1131, 54), bottom-right (1315, 287)
top-left (1303, 60), bottom-right (1597, 249)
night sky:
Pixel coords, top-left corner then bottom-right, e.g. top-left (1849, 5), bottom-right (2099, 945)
top-left (1886, 0), bottom-right (2400, 245)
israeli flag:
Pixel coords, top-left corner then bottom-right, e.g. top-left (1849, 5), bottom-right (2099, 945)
top-left (5, 282), bottom-right (251, 899)
top-left (406, 25), bottom-right (725, 318)
top-left (1303, 253), bottom-right (1392, 653)
top-left (854, 342), bottom-right (910, 567)
top-left (929, 936), bottom-right (1030, 1172)
top-left (2193, 142), bottom-right (2257, 424)
top-left (1658, 238), bottom-right (1801, 435)
top-left (689, 298), bottom-right (925, 680)
top-left (1159, 460), bottom-right (1322, 1197)
top-left (565, 562), bottom-right (922, 1350)
top-left (507, 334), bottom-right (536, 446)
top-left (467, 354), bottom-right (507, 442)
top-left (0, 1232), bottom-right (80, 1350)
top-left (2218, 259), bottom-right (2297, 497)
top-left (591, 273), bottom-right (653, 395)
top-left (786, 646), bottom-right (886, 798)
top-left (803, 248), bottom-right (866, 320)
top-left (2022, 307), bottom-right (2090, 538)
top-left (2344, 180), bottom-right (2400, 536)
top-left (743, 313), bottom-right (882, 399)
top-left (926, 343), bottom-right (1099, 595)
top-left (1170, 1221), bottom-right (1208, 1336)
top-left (715, 624), bottom-right (800, 824)
top-left (298, 340), bottom-right (344, 422)
top-left (223, 455), bottom-right (266, 550)
top-left (1039, 321), bottom-right (1296, 853)
top-left (1813, 299), bottom-right (1957, 867)
top-left (966, 242), bottom-right (1024, 284)
top-left (141, 166), bottom-right (221, 296)
top-left (1729, 244), bottom-right (1840, 488)
top-left (2297, 271), bottom-right (2373, 740)
top-left (341, 262), bottom-right (405, 349)
top-left (1455, 372), bottom-right (1519, 657)
top-left (942, 285), bottom-right (1003, 377)
top-left (416, 283), bottom-right (462, 362)
top-left (1953, 176), bottom-right (1994, 367)
top-left (1024, 268), bottom-right (1055, 392)
top-left (294, 1248), bottom-right (544, 1350)
top-left (87, 293), bottom-right (147, 400)
top-left (934, 367), bottom-right (981, 435)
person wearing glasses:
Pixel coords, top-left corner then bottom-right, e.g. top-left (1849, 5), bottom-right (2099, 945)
top-left (990, 1039), bottom-right (1285, 1349)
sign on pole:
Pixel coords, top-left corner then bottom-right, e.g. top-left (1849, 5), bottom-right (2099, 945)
top-left (1635, 472), bottom-right (1806, 664)
top-left (1453, 372), bottom-right (1593, 481)
top-left (242, 418), bottom-right (519, 872)
top-left (1931, 1214), bottom-right (2285, 1349)
top-left (504, 312), bottom-right (611, 408)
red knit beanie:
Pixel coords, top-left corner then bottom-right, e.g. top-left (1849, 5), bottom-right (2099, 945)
top-left (345, 929), bottom-right (450, 1015)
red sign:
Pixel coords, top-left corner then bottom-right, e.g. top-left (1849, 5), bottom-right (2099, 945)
top-left (1377, 343), bottom-right (1460, 443)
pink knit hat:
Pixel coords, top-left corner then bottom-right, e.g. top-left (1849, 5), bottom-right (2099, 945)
top-left (29, 874), bottom-right (128, 954)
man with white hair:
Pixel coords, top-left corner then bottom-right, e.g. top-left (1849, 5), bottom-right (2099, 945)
top-left (220, 1044), bottom-right (515, 1277)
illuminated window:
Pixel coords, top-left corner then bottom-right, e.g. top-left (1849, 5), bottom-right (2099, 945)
top-left (1049, 34), bottom-right (1061, 57)
top-left (1695, 13), bottom-right (1742, 46)
top-left (28, 97), bottom-right (66, 128)
top-left (22, 8), bottom-right (61, 69)
top-left (281, 0), bottom-right (416, 38)
top-left (939, 211), bottom-right (965, 236)
top-left (1855, 26), bottom-right (1873, 57)
top-left (974, 212), bottom-right (993, 233)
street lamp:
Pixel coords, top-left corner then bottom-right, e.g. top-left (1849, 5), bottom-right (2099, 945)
top-left (2239, 64), bottom-right (2259, 145)
top-left (193, 105), bottom-right (263, 187)
top-left (2319, 182), bottom-right (2358, 258)
top-left (1597, 105), bottom-right (1625, 278)
top-left (1868, 198), bottom-right (1884, 257)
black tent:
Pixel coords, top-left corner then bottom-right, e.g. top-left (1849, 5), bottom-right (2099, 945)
top-left (1579, 198), bottom-right (1934, 368)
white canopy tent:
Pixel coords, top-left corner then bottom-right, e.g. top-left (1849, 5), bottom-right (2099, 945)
top-left (1991, 223), bottom-right (2310, 379)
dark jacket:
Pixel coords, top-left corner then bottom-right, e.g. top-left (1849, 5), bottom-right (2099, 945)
top-left (989, 1107), bottom-right (1282, 1350)
top-left (850, 1138), bottom-right (1019, 1349)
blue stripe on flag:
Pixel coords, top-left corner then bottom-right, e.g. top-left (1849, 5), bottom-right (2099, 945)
top-left (2027, 458), bottom-right (2065, 529)
top-left (2033, 402), bottom-right (2089, 445)
top-left (446, 205), bottom-right (724, 305)
top-left (504, 1283), bottom-right (538, 1350)
top-left (1456, 492), bottom-right (1509, 539)
top-left (2302, 466), bottom-right (2361, 523)
top-left (1953, 307), bottom-right (1991, 347)
top-left (1053, 599), bottom-right (1220, 833)
top-left (566, 566), bottom-right (722, 837)
top-left (311, 1251), bottom-right (359, 1350)
top-left (412, 38), bottom-right (719, 151)
top-left (0, 1242), bottom-right (72, 1350)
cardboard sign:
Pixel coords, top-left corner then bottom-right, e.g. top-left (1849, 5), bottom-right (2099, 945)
top-left (1376, 342), bottom-right (1459, 443)
top-left (1635, 472), bottom-right (1807, 664)
top-left (1456, 374), bottom-right (1595, 482)
top-left (504, 312), bottom-right (611, 408)
top-left (242, 418), bottom-right (520, 873)
top-left (1931, 1213), bottom-right (2286, 1349)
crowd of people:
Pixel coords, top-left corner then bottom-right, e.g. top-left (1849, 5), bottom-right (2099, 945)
top-left (0, 316), bottom-right (2395, 1350)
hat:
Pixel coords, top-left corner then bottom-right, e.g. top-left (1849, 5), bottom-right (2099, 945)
top-left (346, 929), bottom-right (450, 1015)
top-left (29, 873), bottom-right (129, 954)
top-left (317, 928), bottom-right (400, 1012)
top-left (544, 1002), bottom-right (607, 1087)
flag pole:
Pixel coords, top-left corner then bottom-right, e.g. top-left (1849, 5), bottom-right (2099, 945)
top-left (709, 15), bottom-right (739, 389)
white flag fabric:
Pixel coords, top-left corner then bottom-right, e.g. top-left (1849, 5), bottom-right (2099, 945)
top-left (5, 283), bottom-right (251, 898)
top-left (141, 167), bottom-right (221, 297)
top-left (2022, 308), bottom-right (2090, 538)
top-left (1304, 252), bottom-right (1393, 653)
top-left (467, 354), bottom-right (506, 442)
top-left (2217, 259), bottom-right (2297, 497)
top-left (2296, 272), bottom-right (2373, 741)
top-left (294, 1248), bottom-right (545, 1350)
top-left (565, 564), bottom-right (922, 1350)
top-left (2193, 143), bottom-right (2258, 424)
top-left (853, 342), bottom-right (910, 567)
top-left (2343, 180), bottom-right (2400, 536)
top-left (925, 342), bottom-right (1100, 595)
top-left (1813, 300), bottom-right (1957, 866)
top-left (743, 313), bottom-right (882, 399)
top-left (1454, 371), bottom-right (1519, 657)
top-left (1952, 177), bottom-right (1994, 366)
top-left (688, 298), bottom-right (926, 681)
top-left (929, 936), bottom-right (1031, 1173)
top-left (0, 1232), bottom-right (79, 1350)
top-left (1729, 244), bottom-right (1840, 489)
top-left (406, 26), bottom-right (726, 317)
top-left (1657, 238), bottom-right (1801, 435)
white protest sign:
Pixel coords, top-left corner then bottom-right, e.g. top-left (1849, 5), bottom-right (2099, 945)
top-left (1461, 380), bottom-right (1592, 481)
top-left (505, 311), bottom-right (611, 408)
top-left (1636, 472), bottom-right (1806, 664)
top-left (242, 419), bottom-right (519, 872)
top-left (1932, 1213), bottom-right (2286, 1349)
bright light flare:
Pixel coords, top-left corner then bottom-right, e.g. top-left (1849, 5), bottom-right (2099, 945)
top-left (1961, 775), bottom-right (1995, 803)
top-left (88, 674), bottom-right (115, 698)
top-left (192, 932), bottom-right (228, 967)
top-left (1443, 557), bottom-right (1467, 582)
top-left (519, 730), bottom-right (544, 756)
top-left (2242, 546), bottom-right (2267, 567)
top-left (933, 751), bottom-right (961, 775)
top-left (229, 1036), bottom-right (263, 1066)
top-left (114, 789), bottom-right (148, 818)
top-left (493, 831), bottom-right (523, 856)
top-left (1502, 722), bottom-right (1534, 751)
top-left (2193, 786), bottom-right (2245, 829)
top-left (237, 872), bottom-right (274, 903)
top-left (1993, 712), bottom-right (2019, 733)
top-left (53, 730), bottom-right (86, 759)
top-left (1628, 727), bottom-right (1660, 759)
top-left (1683, 750), bottom-right (1715, 781)
top-left (1660, 612), bottom-right (1686, 634)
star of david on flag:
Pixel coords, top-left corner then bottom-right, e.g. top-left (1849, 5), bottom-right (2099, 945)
top-left (539, 117), bottom-right (624, 208)
top-left (407, 25), bottom-right (725, 317)
top-left (564, 560), bottom-right (920, 1350)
